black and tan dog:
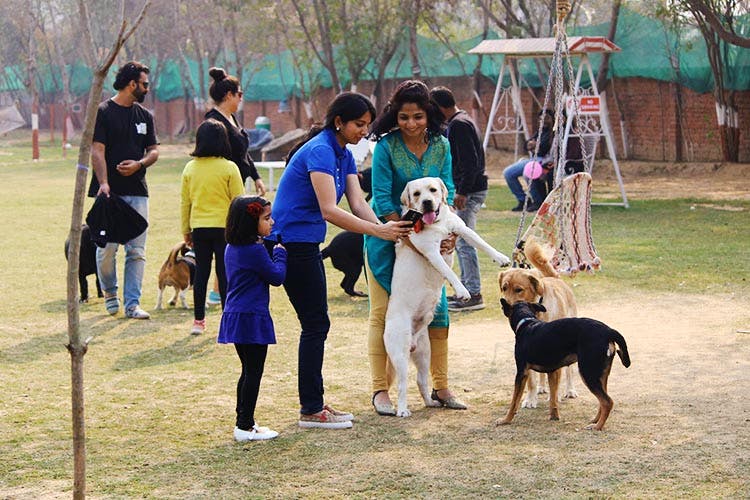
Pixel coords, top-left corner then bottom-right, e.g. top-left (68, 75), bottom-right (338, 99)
top-left (64, 224), bottom-right (102, 303)
top-left (156, 242), bottom-right (196, 309)
top-left (499, 299), bottom-right (631, 430)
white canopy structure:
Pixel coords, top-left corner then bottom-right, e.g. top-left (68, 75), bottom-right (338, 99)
top-left (469, 36), bottom-right (628, 207)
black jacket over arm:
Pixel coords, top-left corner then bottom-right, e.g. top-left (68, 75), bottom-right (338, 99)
top-left (204, 108), bottom-right (259, 182)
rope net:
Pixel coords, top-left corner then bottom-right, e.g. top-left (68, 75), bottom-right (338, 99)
top-left (512, 0), bottom-right (601, 276)
top-left (512, 173), bottom-right (600, 276)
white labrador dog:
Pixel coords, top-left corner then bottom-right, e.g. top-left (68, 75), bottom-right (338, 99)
top-left (384, 177), bottom-right (511, 417)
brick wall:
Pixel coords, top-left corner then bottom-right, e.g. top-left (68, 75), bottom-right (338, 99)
top-left (33, 76), bottom-right (749, 162)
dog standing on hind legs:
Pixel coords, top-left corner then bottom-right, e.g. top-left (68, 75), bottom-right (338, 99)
top-left (385, 177), bottom-right (511, 417)
top-left (498, 299), bottom-right (631, 430)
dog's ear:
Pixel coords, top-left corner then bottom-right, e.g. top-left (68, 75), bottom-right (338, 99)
top-left (501, 298), bottom-right (512, 317)
top-left (528, 275), bottom-right (543, 297)
top-left (438, 178), bottom-right (448, 204)
top-left (400, 183), bottom-right (411, 208)
top-left (531, 302), bottom-right (547, 313)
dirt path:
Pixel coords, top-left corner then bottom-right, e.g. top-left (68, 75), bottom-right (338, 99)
top-left (484, 149), bottom-right (750, 202)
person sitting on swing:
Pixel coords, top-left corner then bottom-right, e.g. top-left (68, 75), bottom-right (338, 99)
top-left (503, 109), bottom-right (554, 212)
top-left (531, 114), bottom-right (585, 202)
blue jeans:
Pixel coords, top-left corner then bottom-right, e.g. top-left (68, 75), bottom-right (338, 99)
top-left (96, 195), bottom-right (148, 312)
top-left (455, 190), bottom-right (487, 295)
top-left (278, 242), bottom-right (331, 415)
top-left (503, 157), bottom-right (546, 204)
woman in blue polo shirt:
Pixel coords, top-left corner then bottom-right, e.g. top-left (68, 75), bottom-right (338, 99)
top-left (269, 92), bottom-right (411, 430)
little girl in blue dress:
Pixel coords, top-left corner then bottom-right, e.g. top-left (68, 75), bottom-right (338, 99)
top-left (218, 195), bottom-right (286, 441)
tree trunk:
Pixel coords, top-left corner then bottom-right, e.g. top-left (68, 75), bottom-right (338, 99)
top-left (68, 2), bottom-right (151, 496)
top-left (596, 0), bottom-right (621, 92)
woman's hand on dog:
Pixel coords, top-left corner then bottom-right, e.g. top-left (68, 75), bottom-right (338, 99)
top-left (440, 234), bottom-right (457, 255)
top-left (184, 233), bottom-right (192, 247)
top-left (377, 220), bottom-right (413, 242)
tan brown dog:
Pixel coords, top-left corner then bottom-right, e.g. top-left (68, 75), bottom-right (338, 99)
top-left (499, 240), bottom-right (579, 410)
top-left (156, 242), bottom-right (196, 309)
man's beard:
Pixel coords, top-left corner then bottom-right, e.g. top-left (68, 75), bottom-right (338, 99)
top-left (134, 89), bottom-right (146, 103)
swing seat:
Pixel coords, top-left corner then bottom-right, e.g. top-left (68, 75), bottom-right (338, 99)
top-left (512, 172), bottom-right (601, 276)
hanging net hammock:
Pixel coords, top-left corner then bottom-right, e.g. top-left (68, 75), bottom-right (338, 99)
top-left (511, 0), bottom-right (602, 277)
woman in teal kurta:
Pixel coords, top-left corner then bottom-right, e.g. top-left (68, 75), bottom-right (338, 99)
top-left (364, 80), bottom-right (467, 416)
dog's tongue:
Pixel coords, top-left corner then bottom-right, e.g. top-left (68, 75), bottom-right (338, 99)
top-left (422, 211), bottom-right (437, 225)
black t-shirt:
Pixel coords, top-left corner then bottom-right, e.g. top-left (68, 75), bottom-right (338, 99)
top-left (88, 99), bottom-right (159, 197)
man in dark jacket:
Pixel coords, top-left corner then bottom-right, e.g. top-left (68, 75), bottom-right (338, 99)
top-left (431, 86), bottom-right (488, 312)
top-left (503, 109), bottom-right (554, 212)
top-left (89, 61), bottom-right (159, 319)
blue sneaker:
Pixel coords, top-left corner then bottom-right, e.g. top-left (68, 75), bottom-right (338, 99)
top-left (207, 290), bottom-right (222, 306)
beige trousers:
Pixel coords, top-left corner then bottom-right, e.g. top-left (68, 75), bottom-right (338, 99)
top-left (366, 258), bottom-right (450, 394)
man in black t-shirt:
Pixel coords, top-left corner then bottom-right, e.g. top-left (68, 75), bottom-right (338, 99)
top-left (89, 61), bottom-right (159, 319)
top-left (431, 86), bottom-right (489, 312)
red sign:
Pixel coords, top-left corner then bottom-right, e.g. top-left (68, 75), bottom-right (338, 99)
top-left (566, 95), bottom-right (600, 115)
top-left (579, 96), bottom-right (600, 114)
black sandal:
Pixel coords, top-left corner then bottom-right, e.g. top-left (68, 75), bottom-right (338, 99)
top-left (372, 390), bottom-right (396, 416)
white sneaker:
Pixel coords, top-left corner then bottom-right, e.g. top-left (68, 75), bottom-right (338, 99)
top-left (125, 306), bottom-right (150, 319)
top-left (234, 424), bottom-right (279, 442)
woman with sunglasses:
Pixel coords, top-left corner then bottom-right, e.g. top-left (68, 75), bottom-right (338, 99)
top-left (205, 67), bottom-right (266, 196)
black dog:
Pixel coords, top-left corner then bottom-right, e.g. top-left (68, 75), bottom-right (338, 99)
top-left (319, 167), bottom-right (371, 298)
top-left (64, 224), bottom-right (102, 303)
top-left (499, 299), bottom-right (631, 430)
top-left (358, 167), bottom-right (372, 201)
top-left (321, 231), bottom-right (366, 297)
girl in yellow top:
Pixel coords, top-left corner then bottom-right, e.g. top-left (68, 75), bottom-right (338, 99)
top-left (181, 119), bottom-right (244, 334)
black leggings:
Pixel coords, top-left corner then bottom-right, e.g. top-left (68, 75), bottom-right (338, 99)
top-left (235, 343), bottom-right (269, 430)
top-left (191, 227), bottom-right (227, 321)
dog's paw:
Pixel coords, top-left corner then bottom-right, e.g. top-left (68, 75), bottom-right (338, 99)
top-left (493, 252), bottom-right (512, 267)
top-left (563, 389), bottom-right (579, 399)
top-left (396, 408), bottom-right (412, 418)
top-left (455, 285), bottom-right (471, 301)
top-left (521, 395), bottom-right (538, 409)
top-left (79, 298), bottom-right (89, 304)
top-left (168, 300), bottom-right (176, 307)
top-left (495, 417), bottom-right (513, 426)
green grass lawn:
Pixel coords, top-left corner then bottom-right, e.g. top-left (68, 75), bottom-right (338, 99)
top-left (1, 136), bottom-right (749, 498)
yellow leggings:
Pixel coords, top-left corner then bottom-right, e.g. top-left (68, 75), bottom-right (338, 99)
top-left (366, 258), bottom-right (450, 394)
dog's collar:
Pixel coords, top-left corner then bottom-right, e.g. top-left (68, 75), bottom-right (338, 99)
top-left (515, 317), bottom-right (536, 333)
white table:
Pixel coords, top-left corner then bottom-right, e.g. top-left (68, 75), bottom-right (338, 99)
top-left (253, 161), bottom-right (286, 191)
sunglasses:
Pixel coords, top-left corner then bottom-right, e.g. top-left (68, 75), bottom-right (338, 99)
top-left (139, 81), bottom-right (150, 89)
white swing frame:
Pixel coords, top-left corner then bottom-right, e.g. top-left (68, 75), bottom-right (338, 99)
top-left (469, 36), bottom-right (629, 208)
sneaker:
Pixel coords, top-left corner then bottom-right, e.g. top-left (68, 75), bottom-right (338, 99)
top-left (234, 424), bottom-right (279, 442)
top-left (105, 295), bottom-right (120, 315)
top-left (206, 290), bottom-right (222, 306)
top-left (510, 201), bottom-right (525, 212)
top-left (298, 408), bottom-right (353, 429)
top-left (323, 404), bottom-right (354, 422)
top-left (191, 319), bottom-right (205, 335)
top-left (448, 293), bottom-right (485, 312)
top-left (125, 306), bottom-right (150, 319)
top-left (526, 202), bottom-right (540, 212)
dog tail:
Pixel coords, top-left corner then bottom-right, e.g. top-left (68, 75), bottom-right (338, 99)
top-left (525, 238), bottom-right (559, 278)
top-left (167, 242), bottom-right (188, 269)
top-left (321, 245), bottom-right (330, 260)
top-left (611, 330), bottom-right (631, 368)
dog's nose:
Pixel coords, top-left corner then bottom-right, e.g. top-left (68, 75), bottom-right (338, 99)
top-left (422, 200), bottom-right (434, 212)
